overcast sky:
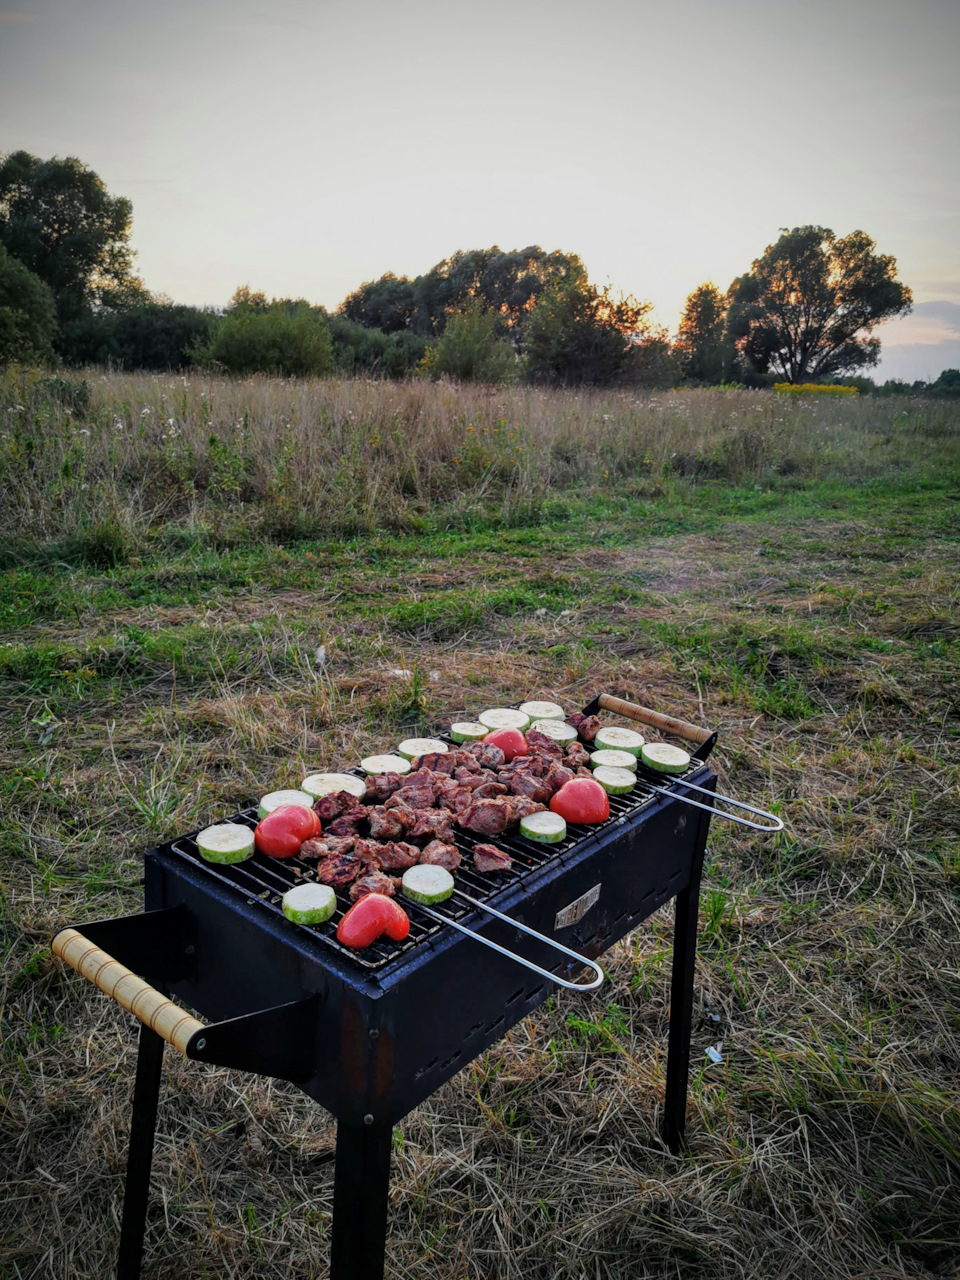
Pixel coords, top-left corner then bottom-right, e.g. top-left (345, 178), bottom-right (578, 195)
top-left (2, 0), bottom-right (958, 379)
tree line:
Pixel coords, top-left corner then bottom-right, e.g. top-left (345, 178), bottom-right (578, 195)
top-left (3, 148), bottom-right (955, 394)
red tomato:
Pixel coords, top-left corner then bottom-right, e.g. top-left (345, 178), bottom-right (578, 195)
top-left (550, 777), bottom-right (610, 825)
top-left (337, 894), bottom-right (410, 948)
top-left (254, 804), bottom-right (322, 859)
top-left (482, 727), bottom-right (528, 761)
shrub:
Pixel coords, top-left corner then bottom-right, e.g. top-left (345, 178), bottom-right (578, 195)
top-left (199, 301), bottom-right (333, 377)
top-left (0, 243), bottom-right (56, 364)
top-left (420, 302), bottom-right (518, 384)
top-left (328, 315), bottom-right (426, 378)
top-left (59, 302), bottom-right (216, 370)
top-left (774, 383), bottom-right (859, 396)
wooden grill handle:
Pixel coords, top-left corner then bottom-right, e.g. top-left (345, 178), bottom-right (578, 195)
top-left (597, 694), bottom-right (712, 745)
top-left (52, 927), bottom-right (203, 1055)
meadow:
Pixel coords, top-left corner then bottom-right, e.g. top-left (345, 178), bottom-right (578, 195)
top-left (1, 371), bottom-right (959, 1279)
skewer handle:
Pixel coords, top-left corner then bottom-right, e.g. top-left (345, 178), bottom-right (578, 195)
top-left (597, 694), bottom-right (712, 745)
top-left (52, 927), bottom-right (202, 1055)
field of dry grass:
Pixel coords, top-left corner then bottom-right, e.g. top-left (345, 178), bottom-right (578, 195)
top-left (1, 372), bottom-right (959, 1279)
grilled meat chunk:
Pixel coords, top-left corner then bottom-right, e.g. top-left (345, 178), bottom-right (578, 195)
top-left (458, 797), bottom-right (511, 837)
top-left (313, 789), bottom-right (362, 822)
top-left (508, 772), bottom-right (553, 803)
top-left (419, 840), bottom-right (461, 870)
top-left (410, 751), bottom-right (456, 774)
top-left (564, 742), bottom-right (591, 768)
top-left (373, 841), bottom-right (420, 870)
top-left (326, 807), bottom-right (369, 836)
top-left (543, 764), bottom-right (575, 794)
top-left (363, 772), bottom-right (403, 803)
top-left (464, 742), bottom-right (507, 769)
top-left (524, 729), bottom-right (564, 757)
top-left (368, 805), bottom-right (407, 841)
top-left (315, 852), bottom-right (362, 887)
top-left (349, 867), bottom-right (397, 901)
top-left (503, 796), bottom-right (547, 825)
top-left (472, 843), bottom-right (513, 873)
top-left (472, 780), bottom-right (508, 799)
top-left (575, 765), bottom-right (595, 779)
top-left (299, 837), bottom-right (327, 859)
top-left (389, 784), bottom-right (435, 811)
top-left (576, 715), bottom-right (602, 743)
top-left (407, 807), bottom-right (456, 842)
top-left (354, 838), bottom-right (391, 863)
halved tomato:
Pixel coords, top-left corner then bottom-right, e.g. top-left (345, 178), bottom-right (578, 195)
top-left (254, 804), bottom-right (322, 859)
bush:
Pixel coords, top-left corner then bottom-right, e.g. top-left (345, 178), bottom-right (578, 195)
top-left (420, 302), bottom-right (518, 384)
top-left (774, 383), bottom-right (859, 396)
top-left (0, 243), bottom-right (56, 364)
top-left (928, 369), bottom-right (960, 398)
top-left (524, 274), bottom-right (653, 387)
top-left (59, 301), bottom-right (216, 370)
top-left (328, 315), bottom-right (426, 378)
top-left (199, 301), bottom-right (333, 377)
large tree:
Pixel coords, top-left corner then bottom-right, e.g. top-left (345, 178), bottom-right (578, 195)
top-left (0, 150), bottom-right (141, 330)
top-left (339, 246), bottom-right (581, 343)
top-left (725, 226), bottom-right (911, 383)
top-left (675, 282), bottom-right (730, 384)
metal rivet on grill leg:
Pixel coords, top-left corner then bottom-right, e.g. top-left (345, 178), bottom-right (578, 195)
top-left (369, 1029), bottom-right (379, 1040)
top-left (363, 1113), bottom-right (374, 1126)
top-left (195, 1038), bottom-right (206, 1052)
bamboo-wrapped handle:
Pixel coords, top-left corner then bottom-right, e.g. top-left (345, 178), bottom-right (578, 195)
top-left (53, 927), bottom-right (203, 1055)
top-left (597, 694), bottom-right (712, 745)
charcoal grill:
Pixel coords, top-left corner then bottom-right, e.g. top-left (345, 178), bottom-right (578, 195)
top-left (52, 693), bottom-right (782, 1280)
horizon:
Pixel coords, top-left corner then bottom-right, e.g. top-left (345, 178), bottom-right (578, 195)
top-left (2, 0), bottom-right (958, 380)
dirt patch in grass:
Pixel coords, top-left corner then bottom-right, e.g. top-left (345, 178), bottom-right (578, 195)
top-left (1, 483), bottom-right (959, 1279)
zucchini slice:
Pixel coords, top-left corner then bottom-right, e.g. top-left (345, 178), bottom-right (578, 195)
top-left (640, 743), bottom-right (691, 774)
top-left (401, 864), bottom-right (455, 905)
top-left (528, 718), bottom-right (578, 745)
top-left (282, 882), bottom-right (336, 925)
top-left (449, 721), bottom-right (488, 744)
top-left (593, 726), bottom-right (646, 756)
top-left (397, 737), bottom-right (449, 760)
top-left (478, 707), bottom-right (530, 732)
top-left (301, 772), bottom-right (368, 800)
top-left (258, 789), bottom-right (316, 819)
top-left (518, 699), bottom-right (564, 721)
top-left (360, 753), bottom-right (411, 776)
top-left (589, 749), bottom-right (638, 772)
top-left (592, 765), bottom-right (636, 795)
top-left (196, 823), bottom-right (255, 864)
top-left (519, 811), bottom-right (567, 843)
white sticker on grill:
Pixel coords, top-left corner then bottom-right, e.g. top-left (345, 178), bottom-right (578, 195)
top-left (554, 883), bottom-right (601, 930)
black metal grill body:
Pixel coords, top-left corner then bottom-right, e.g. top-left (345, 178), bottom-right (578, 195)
top-left (134, 766), bottom-right (714, 1125)
top-left (61, 706), bottom-right (721, 1280)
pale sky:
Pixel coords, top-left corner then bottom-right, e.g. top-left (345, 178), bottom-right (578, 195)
top-left (2, 0), bottom-right (959, 379)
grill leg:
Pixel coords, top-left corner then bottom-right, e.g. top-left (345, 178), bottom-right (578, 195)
top-left (116, 1021), bottom-right (165, 1280)
top-left (663, 849), bottom-right (705, 1154)
top-left (331, 1119), bottom-right (393, 1280)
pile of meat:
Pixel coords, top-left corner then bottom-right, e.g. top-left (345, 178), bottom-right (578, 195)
top-left (299, 727), bottom-right (599, 902)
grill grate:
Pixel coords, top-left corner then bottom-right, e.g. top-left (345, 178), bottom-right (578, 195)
top-left (168, 760), bottom-right (677, 975)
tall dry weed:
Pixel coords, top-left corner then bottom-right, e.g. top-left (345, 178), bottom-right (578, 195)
top-left (1, 368), bottom-right (957, 556)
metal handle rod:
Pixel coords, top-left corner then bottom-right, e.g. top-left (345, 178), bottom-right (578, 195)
top-left (665, 775), bottom-right (784, 831)
top-left (455, 890), bottom-right (607, 986)
top-left (410, 901), bottom-right (604, 991)
top-left (638, 779), bottom-right (783, 833)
